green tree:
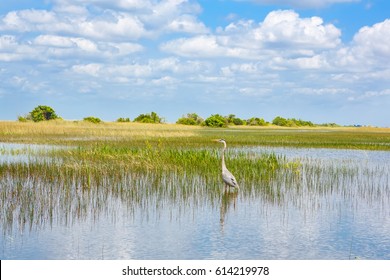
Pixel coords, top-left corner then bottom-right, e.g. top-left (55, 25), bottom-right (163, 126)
top-left (116, 117), bottom-right (131, 122)
top-left (28, 105), bottom-right (60, 122)
top-left (83, 116), bottom-right (102, 123)
top-left (272, 116), bottom-right (288, 126)
top-left (247, 117), bottom-right (267, 126)
top-left (225, 114), bottom-right (245, 125)
top-left (272, 116), bottom-right (315, 127)
top-left (176, 113), bottom-right (204, 125)
top-left (204, 114), bottom-right (227, 128)
top-left (134, 112), bottom-right (164, 123)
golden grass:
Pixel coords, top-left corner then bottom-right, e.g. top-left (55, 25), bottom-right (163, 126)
top-left (0, 120), bottom-right (201, 143)
top-left (1, 120), bottom-right (389, 150)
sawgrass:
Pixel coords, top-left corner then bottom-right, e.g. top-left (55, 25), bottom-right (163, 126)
top-left (1, 120), bottom-right (389, 150)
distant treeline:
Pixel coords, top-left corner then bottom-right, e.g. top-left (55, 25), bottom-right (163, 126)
top-left (18, 105), bottom-right (340, 128)
top-left (118, 112), bottom-right (339, 128)
top-left (173, 113), bottom-right (340, 128)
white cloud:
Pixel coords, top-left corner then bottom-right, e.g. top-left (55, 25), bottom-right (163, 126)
top-left (160, 36), bottom-right (221, 57)
top-left (161, 10), bottom-right (341, 60)
top-left (260, 10), bottom-right (341, 48)
top-left (0, 0), bottom-right (207, 42)
top-left (348, 89), bottom-right (390, 101)
top-left (164, 14), bottom-right (209, 34)
top-left (238, 0), bottom-right (360, 9)
top-left (331, 19), bottom-right (390, 70)
top-left (72, 63), bottom-right (102, 77)
top-left (2, 9), bottom-right (57, 31)
top-left (352, 19), bottom-right (390, 62)
top-left (71, 58), bottom-right (213, 82)
top-left (0, 35), bottom-right (36, 61)
top-left (34, 35), bottom-right (98, 52)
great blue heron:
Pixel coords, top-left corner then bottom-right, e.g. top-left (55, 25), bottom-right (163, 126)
top-left (215, 139), bottom-right (239, 191)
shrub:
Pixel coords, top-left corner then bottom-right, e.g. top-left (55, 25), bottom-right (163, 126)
top-left (247, 117), bottom-right (267, 126)
top-left (134, 112), bottom-right (164, 123)
top-left (176, 113), bottom-right (204, 125)
top-left (83, 116), bottom-right (102, 123)
top-left (28, 105), bottom-right (60, 122)
top-left (17, 115), bottom-right (29, 122)
top-left (116, 117), bottom-right (131, 123)
top-left (204, 114), bottom-right (227, 128)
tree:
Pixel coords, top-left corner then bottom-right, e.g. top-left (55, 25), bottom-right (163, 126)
top-left (83, 116), bottom-right (102, 123)
top-left (272, 116), bottom-right (314, 127)
top-left (225, 114), bottom-right (245, 125)
top-left (116, 117), bottom-right (131, 122)
top-left (204, 114), bottom-right (227, 128)
top-left (176, 113), bottom-right (204, 125)
top-left (134, 112), bottom-right (164, 123)
top-left (28, 105), bottom-right (60, 122)
top-left (247, 117), bottom-right (267, 126)
top-left (272, 116), bottom-right (288, 126)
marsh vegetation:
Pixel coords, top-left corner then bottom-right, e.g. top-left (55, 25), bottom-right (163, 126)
top-left (0, 121), bottom-right (389, 259)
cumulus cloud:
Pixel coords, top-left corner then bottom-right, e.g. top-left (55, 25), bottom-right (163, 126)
top-left (0, 35), bottom-right (36, 61)
top-left (351, 20), bottom-right (390, 63)
top-left (0, 0), bottom-right (207, 42)
top-left (71, 58), bottom-right (213, 82)
top-left (259, 10), bottom-right (341, 48)
top-left (0, 9), bottom-right (147, 41)
top-left (330, 19), bottom-right (390, 71)
top-left (161, 10), bottom-right (341, 60)
top-left (236, 0), bottom-right (360, 9)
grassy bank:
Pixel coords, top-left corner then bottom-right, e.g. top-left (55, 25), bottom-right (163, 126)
top-left (1, 120), bottom-right (389, 150)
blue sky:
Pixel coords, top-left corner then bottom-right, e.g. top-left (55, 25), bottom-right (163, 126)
top-left (0, 0), bottom-right (389, 126)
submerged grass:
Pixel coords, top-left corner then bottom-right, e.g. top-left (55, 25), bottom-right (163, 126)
top-left (0, 121), bottom-right (389, 232)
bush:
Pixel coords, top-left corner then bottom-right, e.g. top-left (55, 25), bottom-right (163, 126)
top-left (83, 116), bottom-right (102, 123)
top-left (176, 113), bottom-right (204, 125)
top-left (225, 114), bottom-right (245, 125)
top-left (247, 117), bottom-right (267, 126)
top-left (134, 112), bottom-right (164, 123)
top-left (272, 116), bottom-right (288, 126)
top-left (17, 115), bottom-right (29, 122)
top-left (272, 116), bottom-right (314, 127)
top-left (28, 105), bottom-right (60, 122)
top-left (204, 114), bottom-right (227, 128)
top-left (116, 117), bottom-right (131, 123)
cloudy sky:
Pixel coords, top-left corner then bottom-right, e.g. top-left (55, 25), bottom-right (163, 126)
top-left (0, 0), bottom-right (389, 126)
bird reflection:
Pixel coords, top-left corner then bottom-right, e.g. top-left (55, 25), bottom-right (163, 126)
top-left (220, 190), bottom-right (238, 231)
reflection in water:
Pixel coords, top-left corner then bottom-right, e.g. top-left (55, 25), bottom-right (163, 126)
top-left (220, 191), bottom-right (238, 232)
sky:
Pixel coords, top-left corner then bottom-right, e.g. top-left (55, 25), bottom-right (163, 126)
top-left (0, 0), bottom-right (389, 126)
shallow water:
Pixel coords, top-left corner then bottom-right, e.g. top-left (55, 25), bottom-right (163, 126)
top-left (0, 144), bottom-right (389, 259)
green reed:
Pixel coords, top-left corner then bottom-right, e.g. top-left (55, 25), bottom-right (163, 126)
top-left (1, 141), bottom-right (297, 232)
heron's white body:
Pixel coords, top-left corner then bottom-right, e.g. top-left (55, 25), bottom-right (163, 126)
top-left (218, 139), bottom-right (239, 190)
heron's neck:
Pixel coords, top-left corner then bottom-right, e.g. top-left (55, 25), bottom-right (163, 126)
top-left (221, 147), bottom-right (227, 170)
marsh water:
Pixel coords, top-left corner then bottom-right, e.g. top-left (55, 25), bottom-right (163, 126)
top-left (1, 142), bottom-right (389, 259)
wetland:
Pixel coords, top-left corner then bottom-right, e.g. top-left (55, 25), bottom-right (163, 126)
top-left (0, 121), bottom-right (389, 259)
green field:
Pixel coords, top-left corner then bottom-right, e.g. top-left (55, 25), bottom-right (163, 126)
top-left (1, 120), bottom-right (389, 149)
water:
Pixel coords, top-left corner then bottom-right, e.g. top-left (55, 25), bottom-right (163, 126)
top-left (0, 142), bottom-right (64, 164)
top-left (1, 144), bottom-right (389, 259)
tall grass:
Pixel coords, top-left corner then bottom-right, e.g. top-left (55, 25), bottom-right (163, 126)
top-left (1, 120), bottom-right (389, 150)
